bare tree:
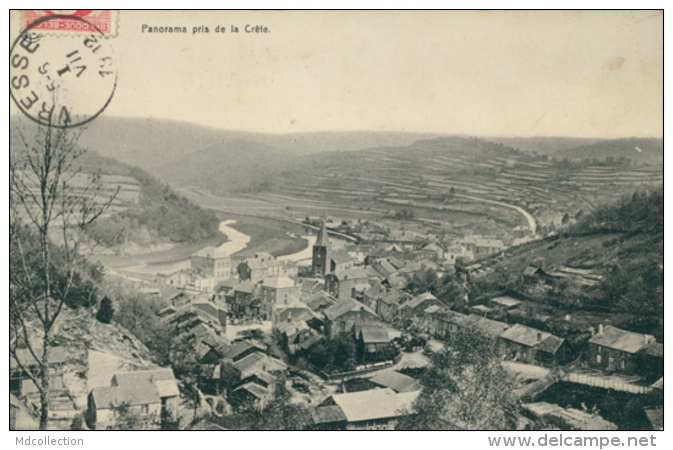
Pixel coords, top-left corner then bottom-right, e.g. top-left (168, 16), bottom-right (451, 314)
top-left (9, 117), bottom-right (117, 429)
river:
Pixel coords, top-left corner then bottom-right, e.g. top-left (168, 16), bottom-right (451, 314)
top-left (279, 235), bottom-right (316, 262)
top-left (217, 220), bottom-right (251, 255)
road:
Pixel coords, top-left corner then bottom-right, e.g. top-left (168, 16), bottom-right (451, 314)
top-left (454, 193), bottom-right (538, 235)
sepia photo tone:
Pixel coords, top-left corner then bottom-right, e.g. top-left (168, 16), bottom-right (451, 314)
top-left (9, 10), bottom-right (663, 432)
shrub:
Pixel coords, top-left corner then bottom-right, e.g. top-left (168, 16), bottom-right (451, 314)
top-left (96, 296), bottom-right (114, 324)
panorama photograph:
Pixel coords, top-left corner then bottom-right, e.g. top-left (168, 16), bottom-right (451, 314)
top-left (9, 10), bottom-right (663, 431)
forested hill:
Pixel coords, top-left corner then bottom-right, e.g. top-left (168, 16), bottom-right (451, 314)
top-left (9, 121), bottom-right (221, 247)
top-left (78, 151), bottom-right (222, 246)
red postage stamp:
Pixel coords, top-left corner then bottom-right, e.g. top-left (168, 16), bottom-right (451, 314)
top-left (22, 10), bottom-right (118, 37)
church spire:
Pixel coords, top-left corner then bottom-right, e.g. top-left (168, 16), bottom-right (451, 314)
top-left (315, 220), bottom-right (330, 247)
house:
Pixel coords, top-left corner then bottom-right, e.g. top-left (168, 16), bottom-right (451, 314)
top-left (190, 245), bottom-right (232, 281)
top-left (323, 297), bottom-right (379, 338)
top-left (300, 279), bottom-right (324, 296)
top-left (229, 382), bottom-right (271, 410)
top-left (305, 290), bottom-right (338, 313)
top-left (466, 315), bottom-right (510, 340)
top-left (462, 236), bottom-right (504, 258)
top-left (10, 346), bottom-right (70, 396)
top-left (398, 259), bottom-right (441, 277)
top-left (272, 301), bottom-right (319, 327)
top-left (444, 243), bottom-right (474, 264)
top-left (161, 268), bottom-right (215, 292)
top-left (86, 369), bottom-right (179, 430)
top-left (385, 274), bottom-right (409, 291)
top-left (238, 252), bottom-right (284, 283)
top-left (232, 352), bottom-right (287, 380)
top-left (386, 230), bottom-right (420, 248)
top-left (318, 388), bottom-right (419, 430)
top-left (427, 309), bottom-right (470, 338)
top-left (241, 371), bottom-right (277, 392)
top-left (344, 244), bottom-right (373, 265)
top-left (399, 292), bottom-right (445, 322)
top-left (356, 326), bottom-right (394, 362)
top-left (222, 340), bottom-right (267, 363)
top-left (371, 259), bottom-right (399, 280)
top-left (374, 288), bottom-right (410, 323)
top-left (521, 265), bottom-right (550, 286)
top-left (328, 248), bottom-right (355, 273)
top-left (361, 281), bottom-right (385, 308)
top-left (587, 325), bottom-right (658, 374)
top-left (224, 281), bottom-right (259, 317)
top-left (275, 320), bottom-right (321, 356)
top-left (311, 405), bottom-right (348, 430)
top-left (521, 402), bottom-right (618, 430)
top-left (369, 371), bottom-right (420, 393)
top-left (324, 267), bottom-right (375, 300)
top-left (500, 324), bottom-right (570, 365)
top-left (418, 243), bottom-right (444, 262)
top-left (164, 292), bottom-right (228, 331)
top-left (260, 276), bottom-right (301, 318)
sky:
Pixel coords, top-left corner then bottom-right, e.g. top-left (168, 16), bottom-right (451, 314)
top-left (9, 10), bottom-right (663, 138)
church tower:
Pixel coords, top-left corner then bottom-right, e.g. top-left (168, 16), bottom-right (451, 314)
top-left (312, 220), bottom-right (330, 277)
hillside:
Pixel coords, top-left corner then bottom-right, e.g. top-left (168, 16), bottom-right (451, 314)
top-left (551, 138), bottom-right (663, 165)
top-left (9, 122), bottom-right (222, 247)
top-left (13, 306), bottom-right (159, 429)
top-left (152, 140), bottom-right (296, 194)
top-left (471, 187), bottom-right (663, 340)
top-left (76, 116), bottom-right (442, 169)
top-left (79, 151), bottom-right (222, 246)
top-left (487, 137), bottom-right (605, 155)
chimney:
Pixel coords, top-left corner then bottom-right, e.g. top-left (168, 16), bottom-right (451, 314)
top-left (537, 332), bottom-right (542, 342)
top-left (598, 324), bottom-right (603, 335)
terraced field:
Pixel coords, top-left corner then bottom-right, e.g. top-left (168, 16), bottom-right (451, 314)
top-left (269, 138), bottom-right (663, 241)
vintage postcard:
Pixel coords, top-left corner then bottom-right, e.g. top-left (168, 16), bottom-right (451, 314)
top-left (8, 9), bottom-right (664, 440)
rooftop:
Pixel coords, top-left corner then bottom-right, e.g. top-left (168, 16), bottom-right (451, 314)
top-left (323, 298), bottom-right (378, 321)
top-left (402, 292), bottom-right (440, 310)
top-left (330, 248), bottom-right (354, 265)
top-left (359, 327), bottom-right (391, 344)
top-left (500, 324), bottom-right (564, 353)
top-left (369, 371), bottom-right (420, 393)
top-left (233, 382), bottom-right (269, 400)
top-left (466, 315), bottom-right (509, 338)
top-left (262, 276), bottom-right (296, 289)
top-left (588, 325), bottom-right (656, 354)
top-left (522, 402), bottom-right (618, 430)
top-left (491, 296), bottom-right (522, 308)
top-left (328, 388), bottom-right (419, 422)
top-left (233, 352), bottom-right (287, 374)
top-left (315, 221), bottom-right (331, 247)
top-left (311, 405), bottom-right (348, 425)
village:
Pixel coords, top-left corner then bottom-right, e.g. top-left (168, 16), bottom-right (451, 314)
top-left (10, 216), bottom-right (664, 431)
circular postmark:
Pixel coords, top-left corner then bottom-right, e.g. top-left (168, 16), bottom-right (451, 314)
top-left (10, 15), bottom-right (117, 128)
